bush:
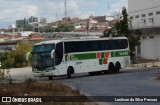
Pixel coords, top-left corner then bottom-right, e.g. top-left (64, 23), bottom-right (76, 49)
top-left (0, 42), bottom-right (32, 69)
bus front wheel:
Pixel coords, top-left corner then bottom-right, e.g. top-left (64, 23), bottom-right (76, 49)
top-left (48, 76), bottom-right (53, 80)
top-left (108, 63), bottom-right (115, 74)
top-left (67, 67), bottom-right (74, 78)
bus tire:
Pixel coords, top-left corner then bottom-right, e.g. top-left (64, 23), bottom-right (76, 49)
top-left (108, 63), bottom-right (114, 74)
top-left (67, 67), bottom-right (74, 78)
top-left (115, 62), bottom-right (121, 73)
top-left (48, 76), bottom-right (53, 80)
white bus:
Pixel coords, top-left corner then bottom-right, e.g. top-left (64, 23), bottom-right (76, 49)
top-left (27, 37), bottom-right (130, 80)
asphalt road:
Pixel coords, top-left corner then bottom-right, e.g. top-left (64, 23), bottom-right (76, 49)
top-left (8, 67), bottom-right (160, 105)
top-left (56, 67), bottom-right (160, 105)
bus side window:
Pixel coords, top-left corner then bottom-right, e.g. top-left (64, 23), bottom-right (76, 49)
top-left (104, 40), bottom-right (110, 50)
top-left (80, 41), bottom-right (87, 52)
top-left (110, 40), bottom-right (118, 50)
top-left (90, 41), bottom-right (98, 51)
top-left (117, 40), bottom-right (123, 49)
top-left (55, 42), bottom-right (63, 65)
top-left (121, 39), bottom-right (128, 49)
top-left (96, 41), bottom-right (101, 51)
top-left (85, 41), bottom-right (92, 51)
top-left (76, 42), bottom-right (82, 52)
top-left (64, 42), bottom-right (69, 54)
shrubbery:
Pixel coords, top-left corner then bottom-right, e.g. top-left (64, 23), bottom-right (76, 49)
top-left (0, 42), bottom-right (32, 69)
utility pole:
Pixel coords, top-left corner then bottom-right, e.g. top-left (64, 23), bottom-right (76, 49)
top-left (65, 0), bottom-right (67, 18)
top-left (87, 19), bottom-right (89, 35)
top-left (56, 12), bottom-right (58, 21)
top-left (108, 0), bottom-right (110, 10)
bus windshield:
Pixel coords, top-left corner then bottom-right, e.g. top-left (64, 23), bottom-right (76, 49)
top-left (33, 44), bottom-right (55, 52)
top-left (32, 44), bottom-right (55, 68)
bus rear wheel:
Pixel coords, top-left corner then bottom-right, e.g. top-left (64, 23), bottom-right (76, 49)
top-left (114, 62), bottom-right (121, 73)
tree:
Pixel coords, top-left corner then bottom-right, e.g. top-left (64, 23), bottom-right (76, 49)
top-left (16, 24), bottom-right (33, 31)
top-left (0, 52), bottom-right (13, 69)
top-left (115, 7), bottom-right (130, 37)
top-left (115, 7), bottom-right (141, 58)
top-left (12, 42), bottom-right (32, 67)
top-left (103, 28), bottom-right (116, 37)
top-left (23, 25), bottom-right (33, 31)
top-left (0, 42), bottom-right (33, 69)
top-left (56, 24), bottom-right (75, 32)
top-left (44, 26), bottom-right (55, 32)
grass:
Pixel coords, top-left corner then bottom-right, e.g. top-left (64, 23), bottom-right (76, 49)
top-left (0, 77), bottom-right (97, 105)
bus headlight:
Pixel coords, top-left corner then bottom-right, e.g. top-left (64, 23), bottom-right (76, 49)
top-left (32, 68), bottom-right (37, 72)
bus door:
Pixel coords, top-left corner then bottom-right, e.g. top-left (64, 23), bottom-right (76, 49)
top-left (55, 42), bottom-right (66, 75)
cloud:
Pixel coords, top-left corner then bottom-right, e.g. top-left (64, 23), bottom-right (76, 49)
top-left (106, 0), bottom-right (127, 16)
top-left (0, 0), bottom-right (127, 28)
top-left (26, 5), bottom-right (38, 16)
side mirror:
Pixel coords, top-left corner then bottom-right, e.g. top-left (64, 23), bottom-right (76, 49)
top-left (51, 50), bottom-right (55, 58)
top-left (26, 52), bottom-right (31, 61)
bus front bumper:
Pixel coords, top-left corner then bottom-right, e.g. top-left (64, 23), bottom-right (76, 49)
top-left (33, 71), bottom-right (56, 77)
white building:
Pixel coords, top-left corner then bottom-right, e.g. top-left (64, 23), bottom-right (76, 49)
top-left (106, 16), bottom-right (114, 21)
top-left (128, 0), bottom-right (160, 59)
top-left (8, 24), bottom-right (16, 29)
top-left (40, 17), bottom-right (47, 24)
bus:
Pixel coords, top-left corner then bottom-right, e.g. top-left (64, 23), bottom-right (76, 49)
top-left (26, 37), bottom-right (130, 80)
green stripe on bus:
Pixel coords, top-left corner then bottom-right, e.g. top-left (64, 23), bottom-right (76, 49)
top-left (99, 59), bottom-right (103, 65)
top-left (101, 52), bottom-right (105, 58)
top-left (111, 51), bottom-right (129, 57)
top-left (65, 53), bottom-right (96, 61)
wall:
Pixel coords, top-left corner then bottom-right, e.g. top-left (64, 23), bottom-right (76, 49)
top-left (128, 0), bottom-right (160, 29)
top-left (140, 35), bottom-right (160, 59)
top-left (129, 0), bottom-right (160, 59)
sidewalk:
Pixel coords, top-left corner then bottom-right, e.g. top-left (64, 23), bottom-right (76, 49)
top-left (131, 61), bottom-right (160, 68)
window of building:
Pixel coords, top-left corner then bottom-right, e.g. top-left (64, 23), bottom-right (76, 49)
top-left (149, 36), bottom-right (154, 39)
top-left (141, 14), bottom-right (146, 17)
top-left (149, 18), bottom-right (154, 22)
top-left (141, 19), bottom-right (146, 23)
top-left (148, 13), bottom-right (153, 16)
top-left (156, 11), bottom-right (160, 15)
top-left (142, 36), bottom-right (147, 39)
top-left (130, 16), bottom-right (133, 19)
top-left (135, 15), bottom-right (139, 18)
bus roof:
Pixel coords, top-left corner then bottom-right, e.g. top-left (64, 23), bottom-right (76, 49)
top-left (34, 37), bottom-right (128, 45)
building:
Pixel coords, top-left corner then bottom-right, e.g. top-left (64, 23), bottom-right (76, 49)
top-left (128, 0), bottom-right (160, 59)
top-left (40, 17), bottom-right (47, 24)
top-left (92, 16), bottom-right (106, 23)
top-left (70, 17), bottom-right (79, 23)
top-left (89, 19), bottom-right (97, 31)
top-left (16, 18), bottom-right (29, 26)
top-left (29, 16), bottom-right (38, 23)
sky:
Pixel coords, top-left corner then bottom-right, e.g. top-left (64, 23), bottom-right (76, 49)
top-left (0, 0), bottom-right (128, 28)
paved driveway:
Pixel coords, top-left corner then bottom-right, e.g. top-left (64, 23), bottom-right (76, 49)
top-left (56, 67), bottom-right (160, 105)
top-left (7, 67), bottom-right (160, 105)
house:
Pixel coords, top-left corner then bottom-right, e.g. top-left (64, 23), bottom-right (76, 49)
top-left (23, 33), bottom-right (44, 41)
top-left (97, 22), bottom-right (110, 31)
